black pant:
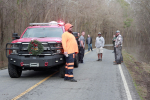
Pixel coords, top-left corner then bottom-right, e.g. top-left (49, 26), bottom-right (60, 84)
top-left (64, 53), bottom-right (75, 80)
top-left (79, 47), bottom-right (85, 62)
top-left (114, 47), bottom-right (117, 61)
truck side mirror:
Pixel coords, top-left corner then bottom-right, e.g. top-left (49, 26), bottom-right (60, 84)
top-left (12, 33), bottom-right (20, 40)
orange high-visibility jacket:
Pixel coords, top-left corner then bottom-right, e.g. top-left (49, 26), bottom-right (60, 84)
top-left (62, 31), bottom-right (78, 54)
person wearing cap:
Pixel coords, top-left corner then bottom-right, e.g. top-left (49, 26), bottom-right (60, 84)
top-left (79, 32), bottom-right (85, 63)
top-left (62, 23), bottom-right (78, 82)
top-left (114, 30), bottom-right (123, 64)
top-left (95, 32), bottom-right (105, 61)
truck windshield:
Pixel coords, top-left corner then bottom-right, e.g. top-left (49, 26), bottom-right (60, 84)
top-left (22, 27), bottom-right (63, 38)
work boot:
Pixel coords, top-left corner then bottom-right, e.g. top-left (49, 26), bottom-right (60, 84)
top-left (80, 60), bottom-right (83, 63)
top-left (64, 79), bottom-right (68, 81)
top-left (113, 61), bottom-right (116, 63)
top-left (113, 63), bottom-right (118, 65)
top-left (113, 62), bottom-right (121, 65)
top-left (69, 78), bottom-right (77, 82)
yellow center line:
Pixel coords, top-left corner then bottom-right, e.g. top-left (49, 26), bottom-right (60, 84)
top-left (12, 48), bottom-right (95, 100)
top-left (12, 71), bottom-right (58, 100)
top-left (84, 52), bottom-right (89, 55)
top-left (84, 48), bottom-right (95, 55)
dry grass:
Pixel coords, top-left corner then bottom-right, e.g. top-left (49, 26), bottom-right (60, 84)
top-left (122, 50), bottom-right (150, 100)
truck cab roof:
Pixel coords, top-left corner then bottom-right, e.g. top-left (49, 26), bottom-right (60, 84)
top-left (12, 21), bottom-right (65, 43)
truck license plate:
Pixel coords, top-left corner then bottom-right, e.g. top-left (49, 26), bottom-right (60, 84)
top-left (30, 63), bottom-right (39, 67)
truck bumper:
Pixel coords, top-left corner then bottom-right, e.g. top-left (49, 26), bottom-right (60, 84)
top-left (8, 54), bottom-right (65, 68)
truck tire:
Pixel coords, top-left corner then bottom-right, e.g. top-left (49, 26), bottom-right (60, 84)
top-left (74, 54), bottom-right (79, 68)
top-left (59, 64), bottom-right (65, 78)
top-left (8, 63), bottom-right (22, 78)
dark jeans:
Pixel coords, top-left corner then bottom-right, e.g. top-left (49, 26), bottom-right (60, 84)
top-left (115, 46), bottom-right (123, 64)
top-left (79, 47), bottom-right (85, 62)
top-left (88, 44), bottom-right (92, 51)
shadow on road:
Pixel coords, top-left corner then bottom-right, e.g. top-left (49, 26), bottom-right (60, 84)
top-left (20, 69), bottom-right (59, 78)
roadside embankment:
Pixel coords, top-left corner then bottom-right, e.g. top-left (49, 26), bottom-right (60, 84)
top-left (123, 50), bottom-right (150, 100)
top-left (0, 66), bottom-right (7, 70)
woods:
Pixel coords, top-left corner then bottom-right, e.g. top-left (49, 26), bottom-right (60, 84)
top-left (0, 0), bottom-right (150, 99)
top-left (0, 0), bottom-right (150, 67)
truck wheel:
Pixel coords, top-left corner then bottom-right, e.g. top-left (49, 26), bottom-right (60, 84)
top-left (59, 64), bottom-right (65, 78)
top-left (8, 63), bottom-right (22, 78)
top-left (74, 54), bottom-right (79, 68)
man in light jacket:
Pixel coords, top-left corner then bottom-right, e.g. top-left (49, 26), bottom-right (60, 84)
top-left (95, 32), bottom-right (105, 61)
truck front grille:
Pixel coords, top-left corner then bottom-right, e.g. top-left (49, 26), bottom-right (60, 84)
top-left (18, 42), bottom-right (63, 55)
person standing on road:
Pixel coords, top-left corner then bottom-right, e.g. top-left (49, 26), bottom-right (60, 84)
top-left (79, 32), bottom-right (85, 63)
top-left (112, 35), bottom-right (116, 53)
top-left (86, 35), bottom-right (93, 51)
top-left (78, 33), bottom-right (80, 37)
top-left (114, 30), bottom-right (123, 65)
top-left (77, 33), bottom-right (80, 45)
top-left (113, 34), bottom-right (117, 62)
top-left (77, 33), bottom-right (80, 61)
top-left (95, 32), bottom-right (105, 61)
top-left (62, 23), bottom-right (78, 82)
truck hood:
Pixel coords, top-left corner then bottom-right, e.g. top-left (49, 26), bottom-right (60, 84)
top-left (12, 37), bottom-right (62, 43)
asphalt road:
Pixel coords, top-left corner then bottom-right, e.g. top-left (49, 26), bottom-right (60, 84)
top-left (0, 48), bottom-right (141, 100)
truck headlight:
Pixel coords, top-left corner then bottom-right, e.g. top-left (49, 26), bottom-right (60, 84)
top-left (12, 44), bottom-right (18, 54)
top-left (55, 44), bottom-right (62, 47)
top-left (56, 50), bottom-right (61, 53)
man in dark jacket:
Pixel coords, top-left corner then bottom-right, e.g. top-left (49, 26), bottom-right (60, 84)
top-left (86, 35), bottom-right (93, 51)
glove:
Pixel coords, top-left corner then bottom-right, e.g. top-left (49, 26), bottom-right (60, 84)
top-left (64, 52), bottom-right (68, 57)
top-left (75, 52), bottom-right (78, 54)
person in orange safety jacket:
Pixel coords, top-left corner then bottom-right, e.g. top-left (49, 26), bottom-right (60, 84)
top-left (62, 23), bottom-right (78, 82)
